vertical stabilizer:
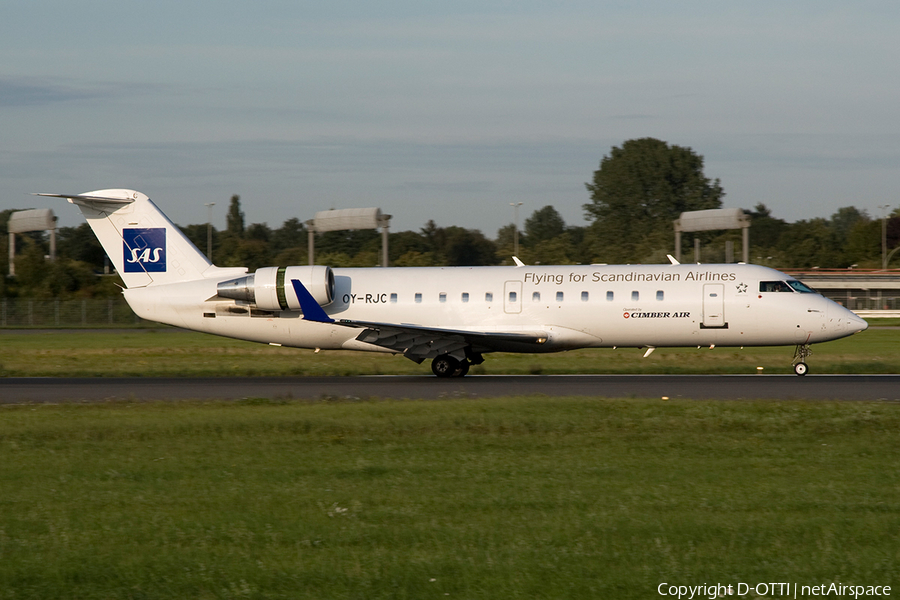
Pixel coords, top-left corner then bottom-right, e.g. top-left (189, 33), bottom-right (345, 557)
top-left (35, 189), bottom-right (213, 288)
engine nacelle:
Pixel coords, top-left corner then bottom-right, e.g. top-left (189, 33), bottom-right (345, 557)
top-left (217, 265), bottom-right (335, 311)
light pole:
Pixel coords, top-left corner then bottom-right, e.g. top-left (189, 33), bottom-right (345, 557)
top-left (880, 204), bottom-right (890, 270)
top-left (205, 202), bottom-right (215, 261)
top-left (510, 202), bottom-right (523, 257)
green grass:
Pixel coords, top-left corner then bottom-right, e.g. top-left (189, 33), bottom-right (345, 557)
top-left (0, 397), bottom-right (898, 598)
top-left (0, 322), bottom-right (897, 376)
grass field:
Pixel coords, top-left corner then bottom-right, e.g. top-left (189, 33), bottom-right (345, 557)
top-left (0, 321), bottom-right (897, 377)
top-left (1, 396), bottom-right (898, 599)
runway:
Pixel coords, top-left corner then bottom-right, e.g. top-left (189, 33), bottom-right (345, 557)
top-left (1, 375), bottom-right (898, 403)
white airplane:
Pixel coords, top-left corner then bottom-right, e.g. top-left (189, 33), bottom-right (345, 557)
top-left (39, 189), bottom-right (868, 377)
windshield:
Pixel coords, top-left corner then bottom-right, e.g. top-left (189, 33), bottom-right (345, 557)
top-left (786, 280), bottom-right (817, 293)
top-left (759, 280), bottom-right (817, 293)
top-left (759, 281), bottom-right (791, 292)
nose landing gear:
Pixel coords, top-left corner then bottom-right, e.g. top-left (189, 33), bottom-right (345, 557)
top-left (792, 344), bottom-right (811, 376)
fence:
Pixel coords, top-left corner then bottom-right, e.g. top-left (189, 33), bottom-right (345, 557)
top-left (817, 289), bottom-right (900, 311)
top-left (0, 297), bottom-right (147, 327)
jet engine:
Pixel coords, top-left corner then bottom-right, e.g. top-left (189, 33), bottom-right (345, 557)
top-left (216, 266), bottom-right (335, 311)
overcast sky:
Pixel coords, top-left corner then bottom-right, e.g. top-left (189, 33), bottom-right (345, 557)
top-left (2, 1), bottom-right (898, 235)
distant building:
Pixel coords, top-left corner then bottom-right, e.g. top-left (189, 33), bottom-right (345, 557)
top-left (787, 270), bottom-right (900, 317)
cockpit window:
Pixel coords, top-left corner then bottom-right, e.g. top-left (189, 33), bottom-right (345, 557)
top-left (786, 280), bottom-right (816, 293)
top-left (759, 281), bottom-right (791, 293)
top-left (759, 280), bottom-right (816, 293)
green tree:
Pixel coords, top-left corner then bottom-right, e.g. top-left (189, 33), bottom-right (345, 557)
top-left (494, 224), bottom-right (518, 264)
top-left (746, 204), bottom-right (787, 251)
top-left (524, 206), bottom-right (566, 245)
top-left (831, 206), bottom-right (869, 245)
top-left (226, 195), bottom-right (245, 238)
top-left (431, 226), bottom-right (497, 266)
top-left (180, 224), bottom-right (217, 261)
top-left (777, 219), bottom-right (844, 269)
top-left (584, 138), bottom-right (724, 263)
top-left (844, 220), bottom-right (880, 267)
top-left (271, 218), bottom-right (306, 256)
top-left (389, 230), bottom-right (431, 263)
top-left (217, 194), bottom-right (248, 267)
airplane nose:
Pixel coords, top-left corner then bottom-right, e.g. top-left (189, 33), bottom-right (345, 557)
top-left (838, 305), bottom-right (868, 334)
top-left (849, 313), bottom-right (868, 333)
top-left (826, 302), bottom-right (868, 336)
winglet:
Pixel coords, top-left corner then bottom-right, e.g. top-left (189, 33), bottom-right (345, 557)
top-left (667, 254), bottom-right (680, 265)
top-left (291, 279), bottom-right (335, 323)
top-left (512, 256), bottom-right (525, 267)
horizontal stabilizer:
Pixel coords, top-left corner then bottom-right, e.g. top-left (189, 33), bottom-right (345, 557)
top-left (34, 192), bottom-right (136, 205)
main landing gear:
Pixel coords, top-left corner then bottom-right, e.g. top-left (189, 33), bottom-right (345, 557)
top-left (792, 344), bottom-right (811, 376)
top-left (431, 354), bottom-right (471, 378)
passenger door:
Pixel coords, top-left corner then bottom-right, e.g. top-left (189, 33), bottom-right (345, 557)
top-left (702, 283), bottom-right (726, 328)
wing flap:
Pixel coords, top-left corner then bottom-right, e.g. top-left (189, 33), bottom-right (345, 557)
top-left (338, 319), bottom-right (548, 361)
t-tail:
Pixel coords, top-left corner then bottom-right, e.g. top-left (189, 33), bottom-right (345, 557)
top-left (35, 189), bottom-right (239, 288)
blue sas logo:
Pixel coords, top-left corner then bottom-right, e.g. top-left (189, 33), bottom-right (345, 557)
top-left (123, 228), bottom-right (166, 272)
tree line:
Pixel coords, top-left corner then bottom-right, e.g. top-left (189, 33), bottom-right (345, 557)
top-left (2, 138), bottom-right (898, 299)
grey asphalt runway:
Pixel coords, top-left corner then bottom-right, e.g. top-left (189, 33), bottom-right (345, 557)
top-left (1, 375), bottom-right (898, 403)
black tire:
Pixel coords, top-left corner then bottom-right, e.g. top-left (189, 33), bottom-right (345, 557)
top-left (794, 362), bottom-right (809, 376)
top-left (452, 361), bottom-right (470, 378)
top-left (432, 355), bottom-right (460, 378)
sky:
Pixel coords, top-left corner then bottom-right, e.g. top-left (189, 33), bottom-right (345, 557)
top-left (2, 1), bottom-right (899, 235)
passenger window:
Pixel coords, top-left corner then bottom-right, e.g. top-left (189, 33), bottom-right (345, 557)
top-left (532, 291), bottom-right (541, 302)
top-left (632, 291), bottom-right (639, 301)
top-left (556, 291), bottom-right (564, 302)
top-left (462, 292), bottom-right (469, 303)
top-left (581, 291), bottom-right (589, 302)
top-left (390, 293), bottom-right (398, 303)
top-left (509, 291), bottom-right (517, 302)
top-left (485, 292), bottom-right (493, 302)
top-left (606, 291), bottom-right (614, 302)
top-left (439, 293), bottom-right (447, 303)
top-left (415, 293), bottom-right (422, 303)
top-left (656, 290), bottom-right (664, 301)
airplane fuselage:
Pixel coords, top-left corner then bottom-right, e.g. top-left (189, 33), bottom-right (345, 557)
top-left (44, 189), bottom-right (867, 377)
top-left (124, 263), bottom-right (864, 353)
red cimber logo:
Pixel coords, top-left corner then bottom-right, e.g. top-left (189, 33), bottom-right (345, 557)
top-left (623, 312), bottom-right (629, 318)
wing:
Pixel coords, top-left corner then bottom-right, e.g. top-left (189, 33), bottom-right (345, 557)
top-left (337, 319), bottom-right (549, 363)
top-left (291, 278), bottom-right (548, 362)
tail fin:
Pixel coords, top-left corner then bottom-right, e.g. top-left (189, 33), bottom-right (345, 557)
top-left (36, 189), bottom-right (217, 288)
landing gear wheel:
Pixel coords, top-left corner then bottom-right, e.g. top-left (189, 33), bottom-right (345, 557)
top-left (431, 354), bottom-right (460, 378)
top-left (453, 361), bottom-right (470, 378)
top-left (792, 344), bottom-right (812, 376)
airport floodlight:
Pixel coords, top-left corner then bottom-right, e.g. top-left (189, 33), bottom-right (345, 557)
top-left (674, 208), bottom-right (749, 233)
top-left (674, 208), bottom-right (750, 263)
top-left (7, 208), bottom-right (56, 233)
top-left (307, 207), bottom-right (392, 267)
top-left (7, 208), bottom-right (57, 277)
top-left (311, 208), bottom-right (387, 232)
